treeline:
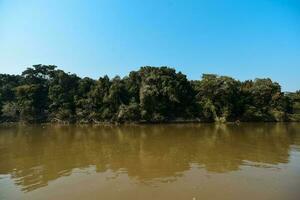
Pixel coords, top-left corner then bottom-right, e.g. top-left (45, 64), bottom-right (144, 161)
top-left (0, 65), bottom-right (299, 123)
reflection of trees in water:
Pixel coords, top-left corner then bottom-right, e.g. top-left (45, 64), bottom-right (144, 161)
top-left (0, 123), bottom-right (299, 192)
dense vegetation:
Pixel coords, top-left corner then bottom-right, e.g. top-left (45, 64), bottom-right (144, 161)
top-left (0, 65), bottom-right (299, 123)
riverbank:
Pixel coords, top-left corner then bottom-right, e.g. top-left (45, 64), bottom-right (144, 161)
top-left (1, 116), bottom-right (299, 126)
top-left (1, 65), bottom-right (299, 126)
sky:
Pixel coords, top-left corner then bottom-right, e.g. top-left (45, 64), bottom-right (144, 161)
top-left (0, 0), bottom-right (299, 91)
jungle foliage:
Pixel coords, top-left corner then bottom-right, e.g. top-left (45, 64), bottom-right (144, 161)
top-left (0, 65), bottom-right (298, 123)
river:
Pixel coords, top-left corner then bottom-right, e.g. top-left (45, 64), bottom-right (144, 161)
top-left (0, 123), bottom-right (300, 200)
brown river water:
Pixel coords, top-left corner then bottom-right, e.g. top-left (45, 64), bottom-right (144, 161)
top-left (0, 123), bottom-right (300, 200)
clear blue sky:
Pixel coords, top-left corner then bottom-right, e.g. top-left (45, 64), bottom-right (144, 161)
top-left (0, 0), bottom-right (299, 91)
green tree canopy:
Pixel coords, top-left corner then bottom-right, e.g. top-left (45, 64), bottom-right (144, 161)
top-left (0, 65), bottom-right (297, 123)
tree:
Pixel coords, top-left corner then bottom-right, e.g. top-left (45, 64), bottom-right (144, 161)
top-left (75, 77), bottom-right (96, 123)
top-left (0, 65), bottom-right (297, 123)
top-left (48, 70), bottom-right (80, 122)
top-left (138, 66), bottom-right (196, 121)
top-left (117, 102), bottom-right (141, 122)
top-left (22, 64), bottom-right (56, 85)
top-left (15, 65), bottom-right (57, 122)
top-left (193, 74), bottom-right (241, 122)
top-left (88, 75), bottom-right (111, 121)
top-left (240, 78), bottom-right (289, 121)
top-left (15, 84), bottom-right (47, 122)
top-left (0, 74), bottom-right (22, 121)
top-left (104, 76), bottom-right (129, 121)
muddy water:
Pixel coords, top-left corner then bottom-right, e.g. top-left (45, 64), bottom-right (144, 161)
top-left (0, 123), bottom-right (300, 200)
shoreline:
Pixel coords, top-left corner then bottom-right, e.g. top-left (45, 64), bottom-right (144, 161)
top-left (0, 119), bottom-right (299, 126)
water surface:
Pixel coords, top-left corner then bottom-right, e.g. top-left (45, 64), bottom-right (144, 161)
top-left (0, 123), bottom-right (300, 200)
